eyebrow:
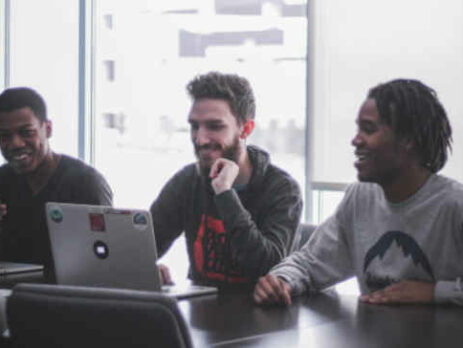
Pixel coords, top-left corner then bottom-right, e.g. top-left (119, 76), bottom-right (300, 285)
top-left (0, 124), bottom-right (36, 132)
top-left (188, 119), bottom-right (224, 125)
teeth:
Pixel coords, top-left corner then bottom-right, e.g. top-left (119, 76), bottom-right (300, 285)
top-left (12, 154), bottom-right (28, 161)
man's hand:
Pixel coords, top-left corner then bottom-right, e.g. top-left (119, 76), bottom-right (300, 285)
top-left (158, 263), bottom-right (174, 285)
top-left (210, 158), bottom-right (239, 195)
top-left (254, 274), bottom-right (292, 306)
top-left (0, 203), bottom-right (7, 221)
top-left (360, 280), bottom-right (435, 304)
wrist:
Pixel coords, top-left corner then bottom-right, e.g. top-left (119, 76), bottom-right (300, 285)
top-left (212, 182), bottom-right (232, 195)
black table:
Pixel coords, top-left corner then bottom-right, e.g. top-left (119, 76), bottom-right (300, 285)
top-left (2, 273), bottom-right (463, 348)
top-left (179, 290), bottom-right (463, 348)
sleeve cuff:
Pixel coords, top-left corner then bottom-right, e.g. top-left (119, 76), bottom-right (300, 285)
top-left (434, 280), bottom-right (463, 304)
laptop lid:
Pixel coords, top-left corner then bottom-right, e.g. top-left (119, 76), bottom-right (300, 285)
top-left (45, 202), bottom-right (217, 299)
top-left (0, 262), bottom-right (43, 276)
top-left (46, 202), bottom-right (162, 292)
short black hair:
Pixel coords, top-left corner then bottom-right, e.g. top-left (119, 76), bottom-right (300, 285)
top-left (186, 71), bottom-right (256, 124)
top-left (0, 87), bottom-right (47, 122)
top-left (368, 79), bottom-right (452, 173)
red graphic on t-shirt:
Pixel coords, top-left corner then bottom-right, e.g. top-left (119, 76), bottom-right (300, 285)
top-left (194, 215), bottom-right (248, 283)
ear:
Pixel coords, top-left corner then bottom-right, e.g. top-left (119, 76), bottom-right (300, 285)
top-left (45, 120), bottom-right (52, 138)
top-left (240, 119), bottom-right (255, 139)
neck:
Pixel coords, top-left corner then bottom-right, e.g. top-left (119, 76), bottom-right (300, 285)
top-left (234, 145), bottom-right (253, 186)
top-left (382, 166), bottom-right (431, 203)
top-left (26, 151), bottom-right (61, 194)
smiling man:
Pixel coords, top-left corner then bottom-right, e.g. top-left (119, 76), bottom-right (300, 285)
top-left (254, 79), bottom-right (463, 306)
top-left (0, 87), bottom-right (113, 280)
top-left (150, 72), bottom-right (302, 288)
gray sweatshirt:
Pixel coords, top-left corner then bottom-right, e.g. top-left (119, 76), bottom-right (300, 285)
top-left (271, 174), bottom-right (463, 305)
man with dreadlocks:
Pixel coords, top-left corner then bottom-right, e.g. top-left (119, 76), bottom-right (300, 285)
top-left (254, 78), bottom-right (463, 306)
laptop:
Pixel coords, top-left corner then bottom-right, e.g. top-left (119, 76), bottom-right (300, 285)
top-left (45, 202), bottom-right (217, 299)
top-left (0, 262), bottom-right (43, 276)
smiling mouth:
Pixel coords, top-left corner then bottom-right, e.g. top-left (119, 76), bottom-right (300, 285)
top-left (354, 152), bottom-right (369, 167)
top-left (9, 152), bottom-right (31, 166)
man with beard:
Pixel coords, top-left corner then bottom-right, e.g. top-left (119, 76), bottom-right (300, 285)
top-left (150, 72), bottom-right (302, 288)
top-left (0, 87), bottom-right (113, 280)
top-left (254, 79), bottom-right (463, 306)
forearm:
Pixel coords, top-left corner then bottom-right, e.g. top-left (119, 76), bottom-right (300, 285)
top-left (270, 251), bottom-right (314, 296)
top-left (215, 189), bottom-right (301, 278)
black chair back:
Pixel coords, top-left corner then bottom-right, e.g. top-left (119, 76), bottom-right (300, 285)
top-left (7, 283), bottom-right (193, 348)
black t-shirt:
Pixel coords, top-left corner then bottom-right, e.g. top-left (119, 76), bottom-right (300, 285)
top-left (0, 155), bottom-right (113, 277)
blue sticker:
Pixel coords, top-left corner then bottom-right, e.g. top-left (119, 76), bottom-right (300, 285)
top-left (133, 213), bottom-right (147, 225)
top-left (49, 206), bottom-right (63, 223)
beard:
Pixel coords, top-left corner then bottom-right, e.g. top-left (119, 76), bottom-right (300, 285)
top-left (195, 135), bottom-right (242, 178)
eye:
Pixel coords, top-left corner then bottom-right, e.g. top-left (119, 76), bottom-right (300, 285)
top-left (359, 122), bottom-right (377, 135)
top-left (208, 123), bottom-right (224, 131)
top-left (19, 129), bottom-right (36, 138)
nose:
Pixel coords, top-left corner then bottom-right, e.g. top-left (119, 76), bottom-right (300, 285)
top-left (193, 127), bottom-right (210, 146)
top-left (8, 133), bottom-right (26, 149)
top-left (351, 132), bottom-right (363, 148)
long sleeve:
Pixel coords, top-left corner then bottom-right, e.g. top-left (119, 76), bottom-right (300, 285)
top-left (150, 170), bottom-right (187, 258)
top-left (270, 213), bottom-right (355, 296)
top-left (215, 176), bottom-right (302, 279)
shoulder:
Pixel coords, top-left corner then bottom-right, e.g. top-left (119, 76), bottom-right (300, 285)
top-left (56, 155), bottom-right (111, 191)
top-left (167, 163), bottom-right (198, 185)
top-left (426, 174), bottom-right (463, 206)
top-left (336, 182), bottom-right (384, 213)
top-left (264, 163), bottom-right (301, 195)
top-left (157, 163), bottom-right (199, 196)
top-left (58, 155), bottom-right (105, 179)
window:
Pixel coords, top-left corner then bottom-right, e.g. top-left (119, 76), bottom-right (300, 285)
top-left (93, 0), bottom-right (308, 281)
top-left (7, 0), bottom-right (79, 157)
top-left (94, 0), bottom-right (308, 212)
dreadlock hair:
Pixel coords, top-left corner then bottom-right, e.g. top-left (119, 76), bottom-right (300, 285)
top-left (368, 79), bottom-right (452, 173)
top-left (0, 87), bottom-right (48, 123)
top-left (186, 71), bottom-right (256, 125)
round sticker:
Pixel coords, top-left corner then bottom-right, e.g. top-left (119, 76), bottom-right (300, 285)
top-left (48, 205), bottom-right (64, 223)
top-left (133, 212), bottom-right (148, 230)
top-left (93, 240), bottom-right (109, 259)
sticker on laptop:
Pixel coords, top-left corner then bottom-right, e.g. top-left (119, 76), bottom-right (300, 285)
top-left (133, 212), bottom-right (148, 230)
top-left (48, 205), bottom-right (64, 223)
top-left (89, 213), bottom-right (106, 232)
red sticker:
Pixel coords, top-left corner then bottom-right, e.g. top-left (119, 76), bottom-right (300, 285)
top-left (89, 213), bottom-right (105, 232)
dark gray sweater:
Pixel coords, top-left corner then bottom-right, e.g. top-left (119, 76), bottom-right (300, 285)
top-left (150, 145), bottom-right (302, 287)
top-left (0, 155), bottom-right (113, 278)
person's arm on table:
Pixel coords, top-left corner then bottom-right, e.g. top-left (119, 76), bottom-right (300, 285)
top-left (254, 214), bottom-right (355, 306)
top-left (360, 280), bottom-right (434, 304)
top-left (361, 279), bottom-right (463, 305)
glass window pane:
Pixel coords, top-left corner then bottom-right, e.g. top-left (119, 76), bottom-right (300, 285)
top-left (94, 0), bottom-right (308, 210)
top-left (94, 0), bottom-right (307, 281)
top-left (312, 0), bottom-right (463, 184)
top-left (8, 0), bottom-right (79, 157)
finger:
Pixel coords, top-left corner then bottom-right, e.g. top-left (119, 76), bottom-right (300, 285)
top-left (267, 276), bottom-right (290, 305)
top-left (162, 268), bottom-right (174, 285)
top-left (158, 265), bottom-right (174, 285)
top-left (259, 276), bottom-right (284, 303)
top-left (254, 284), bottom-right (271, 304)
top-left (209, 159), bottom-right (225, 179)
top-left (281, 282), bottom-right (292, 306)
